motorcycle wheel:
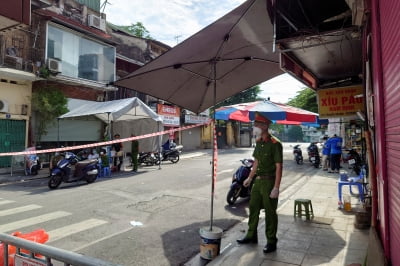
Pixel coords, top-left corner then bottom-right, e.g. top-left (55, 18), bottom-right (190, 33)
top-left (48, 174), bottom-right (63, 189)
top-left (86, 174), bottom-right (97, 183)
top-left (154, 154), bottom-right (161, 165)
top-left (169, 154), bottom-right (180, 163)
top-left (31, 166), bottom-right (39, 175)
top-left (227, 187), bottom-right (241, 205)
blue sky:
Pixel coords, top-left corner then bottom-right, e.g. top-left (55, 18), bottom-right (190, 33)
top-left (104, 0), bottom-right (307, 103)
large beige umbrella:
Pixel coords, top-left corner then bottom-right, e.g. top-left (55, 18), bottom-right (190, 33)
top-left (115, 0), bottom-right (281, 114)
top-left (115, 0), bottom-right (282, 230)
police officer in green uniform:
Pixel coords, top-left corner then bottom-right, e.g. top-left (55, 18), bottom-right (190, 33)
top-left (237, 112), bottom-right (283, 253)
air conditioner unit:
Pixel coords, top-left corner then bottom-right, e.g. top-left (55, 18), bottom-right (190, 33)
top-left (0, 100), bottom-right (9, 113)
top-left (47, 58), bottom-right (62, 73)
top-left (88, 14), bottom-right (106, 31)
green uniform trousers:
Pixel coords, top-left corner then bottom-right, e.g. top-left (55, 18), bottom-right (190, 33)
top-left (246, 178), bottom-right (278, 244)
top-left (131, 152), bottom-right (138, 171)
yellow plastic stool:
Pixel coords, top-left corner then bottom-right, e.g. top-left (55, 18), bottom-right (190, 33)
top-left (294, 199), bottom-right (314, 220)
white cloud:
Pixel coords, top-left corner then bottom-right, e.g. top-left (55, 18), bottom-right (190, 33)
top-left (103, 0), bottom-right (245, 46)
top-left (259, 74), bottom-right (308, 104)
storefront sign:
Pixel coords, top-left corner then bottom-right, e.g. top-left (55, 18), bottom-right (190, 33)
top-left (318, 85), bottom-right (364, 118)
top-left (161, 115), bottom-right (180, 126)
top-left (184, 115), bottom-right (211, 124)
top-left (158, 104), bottom-right (180, 126)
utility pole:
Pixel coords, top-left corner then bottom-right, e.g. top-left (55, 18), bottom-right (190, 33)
top-left (100, 0), bottom-right (111, 13)
top-left (174, 35), bottom-right (182, 44)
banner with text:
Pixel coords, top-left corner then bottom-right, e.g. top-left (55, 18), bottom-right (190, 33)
top-left (318, 85), bottom-right (364, 118)
top-left (157, 104), bottom-right (180, 127)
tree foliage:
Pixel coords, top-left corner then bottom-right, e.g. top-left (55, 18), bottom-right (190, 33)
top-left (119, 22), bottom-right (151, 39)
top-left (214, 86), bottom-right (263, 109)
top-left (286, 88), bottom-right (318, 113)
top-left (287, 125), bottom-right (304, 142)
top-left (32, 87), bottom-right (69, 142)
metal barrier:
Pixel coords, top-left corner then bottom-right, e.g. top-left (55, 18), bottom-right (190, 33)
top-left (0, 233), bottom-right (120, 266)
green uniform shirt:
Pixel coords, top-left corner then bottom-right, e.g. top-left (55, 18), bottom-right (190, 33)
top-left (252, 135), bottom-right (283, 176)
top-left (131, 140), bottom-right (139, 154)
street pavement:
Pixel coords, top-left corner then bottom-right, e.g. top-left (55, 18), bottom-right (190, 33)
top-left (0, 148), bottom-right (370, 266)
top-left (185, 164), bottom-right (370, 266)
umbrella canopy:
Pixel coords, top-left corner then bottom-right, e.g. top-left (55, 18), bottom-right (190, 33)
top-left (115, 0), bottom-right (282, 114)
top-left (115, 0), bottom-right (281, 231)
top-left (215, 100), bottom-right (318, 123)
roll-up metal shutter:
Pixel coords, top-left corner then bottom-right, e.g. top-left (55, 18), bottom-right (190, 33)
top-left (379, 0), bottom-right (400, 264)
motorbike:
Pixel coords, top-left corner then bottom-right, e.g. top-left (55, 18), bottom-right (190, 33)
top-left (155, 142), bottom-right (183, 164)
top-left (293, 144), bottom-right (303, 164)
top-left (48, 152), bottom-right (99, 189)
top-left (138, 152), bottom-right (159, 166)
top-left (226, 159), bottom-right (254, 205)
top-left (307, 142), bottom-right (321, 168)
top-left (344, 148), bottom-right (362, 175)
top-left (25, 154), bottom-right (41, 175)
top-left (24, 147), bottom-right (41, 176)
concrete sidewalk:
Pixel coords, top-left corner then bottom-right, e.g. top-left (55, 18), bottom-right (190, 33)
top-left (186, 169), bottom-right (370, 266)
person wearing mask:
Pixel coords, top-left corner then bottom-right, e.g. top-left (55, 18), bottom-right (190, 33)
top-left (112, 133), bottom-right (123, 172)
top-left (131, 134), bottom-right (139, 172)
top-left (236, 112), bottom-right (283, 254)
top-left (328, 134), bottom-right (343, 173)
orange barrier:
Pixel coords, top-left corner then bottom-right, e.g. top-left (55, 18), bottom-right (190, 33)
top-left (0, 229), bottom-right (49, 266)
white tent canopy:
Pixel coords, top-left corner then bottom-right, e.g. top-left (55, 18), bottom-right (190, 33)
top-left (51, 98), bottom-right (162, 152)
top-left (59, 97), bottom-right (162, 122)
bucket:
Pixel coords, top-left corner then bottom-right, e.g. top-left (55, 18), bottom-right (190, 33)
top-left (199, 226), bottom-right (223, 260)
top-left (343, 195), bottom-right (351, 211)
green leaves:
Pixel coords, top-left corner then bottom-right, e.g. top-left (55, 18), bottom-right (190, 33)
top-left (32, 87), bottom-right (68, 141)
top-left (286, 88), bottom-right (318, 113)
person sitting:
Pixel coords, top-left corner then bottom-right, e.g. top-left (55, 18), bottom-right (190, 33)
top-left (88, 149), bottom-right (99, 160)
top-left (162, 139), bottom-right (171, 151)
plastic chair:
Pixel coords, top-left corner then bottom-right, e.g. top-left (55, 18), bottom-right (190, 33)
top-left (338, 167), bottom-right (366, 205)
top-left (294, 199), bottom-right (314, 220)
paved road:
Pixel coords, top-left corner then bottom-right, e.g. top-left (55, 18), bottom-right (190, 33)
top-left (0, 143), bottom-right (322, 265)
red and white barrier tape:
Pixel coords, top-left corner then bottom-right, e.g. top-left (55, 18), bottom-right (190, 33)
top-left (0, 121), bottom-right (212, 157)
top-left (212, 124), bottom-right (218, 194)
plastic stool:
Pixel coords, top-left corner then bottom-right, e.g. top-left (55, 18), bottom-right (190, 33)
top-left (294, 199), bottom-right (314, 220)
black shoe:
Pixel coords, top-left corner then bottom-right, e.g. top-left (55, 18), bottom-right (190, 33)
top-left (263, 243), bottom-right (277, 253)
top-left (236, 236), bottom-right (258, 244)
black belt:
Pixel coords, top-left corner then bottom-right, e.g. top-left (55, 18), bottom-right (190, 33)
top-left (256, 175), bottom-right (275, 180)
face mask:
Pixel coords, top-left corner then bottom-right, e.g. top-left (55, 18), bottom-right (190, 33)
top-left (253, 126), bottom-right (262, 137)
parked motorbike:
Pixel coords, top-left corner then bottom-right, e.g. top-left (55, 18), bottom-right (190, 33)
top-left (226, 159), bottom-right (254, 205)
top-left (25, 154), bottom-right (41, 175)
top-left (344, 148), bottom-right (362, 175)
top-left (23, 147), bottom-right (41, 176)
top-left (48, 152), bottom-right (99, 189)
top-left (293, 144), bottom-right (303, 164)
top-left (155, 142), bottom-right (183, 164)
top-left (307, 142), bottom-right (321, 168)
top-left (138, 152), bottom-right (159, 166)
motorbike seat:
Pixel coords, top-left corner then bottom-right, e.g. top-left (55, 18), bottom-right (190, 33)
top-left (77, 159), bottom-right (98, 165)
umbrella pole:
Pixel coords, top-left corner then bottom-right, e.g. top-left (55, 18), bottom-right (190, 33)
top-left (210, 63), bottom-right (217, 231)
